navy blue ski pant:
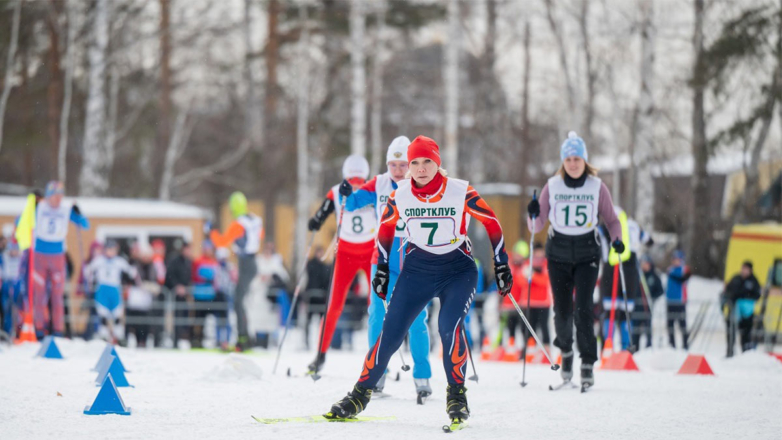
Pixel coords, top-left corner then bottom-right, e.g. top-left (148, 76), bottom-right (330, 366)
top-left (358, 247), bottom-right (477, 388)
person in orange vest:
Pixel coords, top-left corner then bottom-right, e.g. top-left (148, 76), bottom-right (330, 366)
top-left (209, 192), bottom-right (264, 352)
top-left (514, 243), bottom-right (552, 355)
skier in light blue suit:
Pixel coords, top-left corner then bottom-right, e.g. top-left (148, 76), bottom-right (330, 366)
top-left (344, 136), bottom-right (432, 398)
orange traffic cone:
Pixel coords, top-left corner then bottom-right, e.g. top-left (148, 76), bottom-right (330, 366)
top-left (15, 312), bottom-right (38, 344)
top-left (503, 336), bottom-right (519, 362)
top-left (524, 337), bottom-right (536, 363)
top-left (480, 336), bottom-right (492, 360)
top-left (600, 338), bottom-right (614, 367)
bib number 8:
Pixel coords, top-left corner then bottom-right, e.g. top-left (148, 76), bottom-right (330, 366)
top-left (352, 216), bottom-right (364, 233)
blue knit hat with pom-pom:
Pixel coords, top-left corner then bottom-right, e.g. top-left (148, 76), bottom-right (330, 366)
top-left (560, 131), bottom-right (588, 162)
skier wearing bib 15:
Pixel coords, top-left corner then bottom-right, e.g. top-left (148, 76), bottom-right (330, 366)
top-left (342, 136), bottom-right (433, 400)
top-left (324, 136), bottom-right (513, 428)
top-left (307, 155), bottom-right (377, 374)
top-left (526, 131), bottom-right (623, 390)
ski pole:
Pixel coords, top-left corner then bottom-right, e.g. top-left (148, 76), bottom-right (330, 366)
top-left (382, 298), bottom-right (411, 372)
top-left (507, 294), bottom-right (559, 370)
top-left (273, 232), bottom-right (316, 374)
top-left (462, 325), bottom-right (479, 382)
top-left (521, 190), bottom-right (536, 387)
top-left (617, 260), bottom-right (636, 352)
top-left (312, 197), bottom-right (348, 381)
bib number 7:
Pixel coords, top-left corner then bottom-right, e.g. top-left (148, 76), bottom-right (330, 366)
top-left (421, 222), bottom-right (439, 246)
top-left (408, 218), bottom-right (458, 248)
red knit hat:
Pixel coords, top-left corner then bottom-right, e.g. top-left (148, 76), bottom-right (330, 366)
top-left (407, 135), bottom-right (442, 167)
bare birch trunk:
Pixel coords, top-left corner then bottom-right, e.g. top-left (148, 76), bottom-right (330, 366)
top-left (295, 3), bottom-right (311, 271)
top-left (634, 0), bottom-right (656, 230)
top-left (370, 3), bottom-right (386, 176)
top-left (350, 0), bottom-right (367, 156)
top-left (444, 0), bottom-right (460, 172)
top-left (0, 0), bottom-right (22, 154)
top-left (58, 2), bottom-right (77, 185)
top-left (79, 0), bottom-right (110, 196)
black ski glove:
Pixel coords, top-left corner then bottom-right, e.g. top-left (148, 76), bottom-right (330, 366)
top-left (372, 264), bottom-right (390, 300)
top-left (339, 179), bottom-right (353, 197)
top-left (527, 198), bottom-right (540, 218)
top-left (72, 204), bottom-right (81, 216)
top-left (612, 239), bottom-right (625, 254)
top-left (308, 217), bottom-right (322, 232)
top-left (494, 263), bottom-right (513, 297)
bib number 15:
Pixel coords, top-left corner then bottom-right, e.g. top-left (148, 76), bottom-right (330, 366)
top-left (558, 203), bottom-right (591, 227)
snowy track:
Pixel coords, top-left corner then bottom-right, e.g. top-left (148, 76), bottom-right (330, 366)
top-left (1, 338), bottom-right (781, 440)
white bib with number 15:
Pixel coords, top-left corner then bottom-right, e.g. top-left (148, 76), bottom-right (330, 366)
top-left (547, 174), bottom-right (602, 236)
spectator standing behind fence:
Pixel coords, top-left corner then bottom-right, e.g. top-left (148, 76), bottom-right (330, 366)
top-left (1, 240), bottom-right (23, 336)
top-left (126, 242), bottom-right (159, 348)
top-left (165, 242), bottom-right (193, 348)
top-left (666, 250), bottom-right (691, 350)
top-left (639, 255), bottom-right (664, 348)
top-left (77, 241), bottom-right (103, 339)
top-left (256, 241), bottom-right (291, 346)
top-left (214, 247), bottom-right (235, 349)
top-left (517, 244), bottom-right (553, 353)
top-left (84, 241), bottom-right (136, 344)
top-left (723, 261), bottom-right (762, 356)
top-left (150, 239), bottom-right (167, 346)
top-left (501, 241), bottom-right (530, 349)
top-left (190, 241), bottom-right (229, 349)
top-left (304, 246), bottom-right (330, 349)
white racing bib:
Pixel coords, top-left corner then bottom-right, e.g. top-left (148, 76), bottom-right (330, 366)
top-left (396, 178), bottom-right (468, 255)
top-left (333, 184), bottom-right (377, 244)
top-left (547, 175), bottom-right (602, 236)
top-left (374, 173), bottom-right (406, 238)
top-left (235, 214), bottom-right (263, 255)
top-left (35, 201), bottom-right (71, 244)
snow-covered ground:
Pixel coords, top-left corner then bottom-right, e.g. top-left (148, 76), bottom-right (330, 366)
top-left (1, 276), bottom-right (780, 439)
top-left (1, 333), bottom-right (781, 440)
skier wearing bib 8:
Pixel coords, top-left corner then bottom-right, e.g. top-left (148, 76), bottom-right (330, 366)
top-left (325, 136), bottom-right (513, 425)
top-left (307, 155), bottom-right (377, 374)
top-left (526, 131), bottom-right (623, 390)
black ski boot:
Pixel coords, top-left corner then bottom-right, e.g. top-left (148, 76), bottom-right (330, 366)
top-left (307, 352), bottom-right (326, 375)
top-left (235, 336), bottom-right (250, 352)
top-left (561, 351), bottom-right (574, 382)
top-left (581, 362), bottom-right (594, 392)
top-left (324, 385), bottom-right (372, 419)
top-left (446, 384), bottom-right (470, 421)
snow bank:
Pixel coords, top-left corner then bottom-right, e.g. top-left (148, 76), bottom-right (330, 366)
top-left (205, 354), bottom-right (264, 381)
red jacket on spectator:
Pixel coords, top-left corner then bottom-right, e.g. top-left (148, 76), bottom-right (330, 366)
top-left (503, 257), bottom-right (552, 310)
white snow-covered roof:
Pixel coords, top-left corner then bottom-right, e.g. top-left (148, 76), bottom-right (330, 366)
top-left (583, 149), bottom-right (781, 177)
top-left (472, 183), bottom-right (537, 197)
top-left (0, 196), bottom-right (208, 220)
